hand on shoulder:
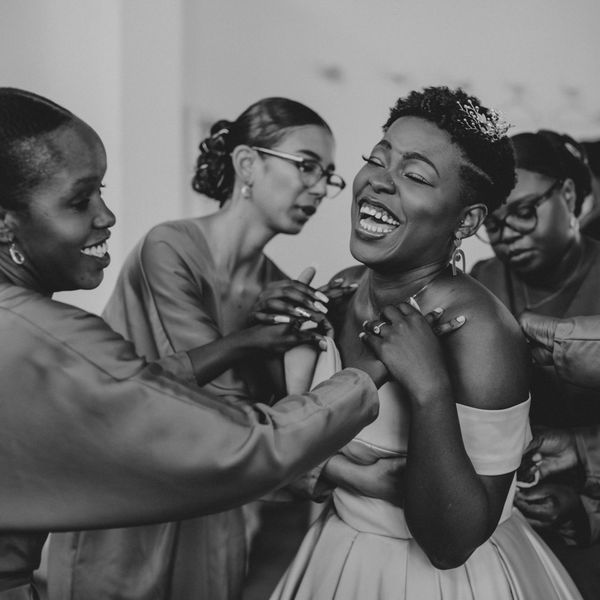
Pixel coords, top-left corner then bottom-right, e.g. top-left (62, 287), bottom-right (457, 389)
top-left (429, 274), bottom-right (530, 411)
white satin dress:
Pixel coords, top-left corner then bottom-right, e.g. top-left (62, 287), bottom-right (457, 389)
top-left (273, 339), bottom-right (583, 600)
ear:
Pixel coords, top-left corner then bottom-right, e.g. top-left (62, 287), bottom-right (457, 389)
top-left (0, 207), bottom-right (18, 244)
top-left (231, 145), bottom-right (257, 184)
top-left (456, 204), bottom-right (487, 239)
top-left (561, 178), bottom-right (577, 213)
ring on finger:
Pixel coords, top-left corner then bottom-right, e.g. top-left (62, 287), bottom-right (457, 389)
top-left (371, 320), bottom-right (389, 336)
top-left (516, 468), bottom-right (541, 489)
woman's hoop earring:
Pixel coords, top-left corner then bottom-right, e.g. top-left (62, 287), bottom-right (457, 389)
top-left (241, 183), bottom-right (253, 200)
top-left (451, 236), bottom-right (465, 276)
top-left (9, 243), bottom-right (25, 265)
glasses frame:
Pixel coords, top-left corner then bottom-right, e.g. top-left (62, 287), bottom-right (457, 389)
top-left (251, 146), bottom-right (346, 198)
top-left (478, 179), bottom-right (564, 243)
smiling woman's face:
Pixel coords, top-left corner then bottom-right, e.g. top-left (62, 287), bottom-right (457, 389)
top-left (350, 116), bottom-right (466, 273)
top-left (6, 120), bottom-right (116, 292)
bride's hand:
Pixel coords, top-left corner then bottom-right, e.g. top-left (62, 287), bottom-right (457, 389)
top-left (359, 303), bottom-right (465, 401)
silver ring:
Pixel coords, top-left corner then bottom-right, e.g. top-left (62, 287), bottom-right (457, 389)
top-left (372, 320), bottom-right (388, 336)
top-left (516, 468), bottom-right (540, 489)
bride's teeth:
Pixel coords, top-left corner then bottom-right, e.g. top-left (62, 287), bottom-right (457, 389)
top-left (358, 201), bottom-right (400, 235)
top-left (359, 202), bottom-right (400, 227)
top-left (81, 241), bottom-right (108, 258)
top-left (359, 218), bottom-right (397, 234)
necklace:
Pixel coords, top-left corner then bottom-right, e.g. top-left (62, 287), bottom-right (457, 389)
top-left (365, 265), bottom-right (449, 318)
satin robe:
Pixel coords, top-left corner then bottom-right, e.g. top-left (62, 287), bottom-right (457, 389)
top-left (0, 253), bottom-right (378, 598)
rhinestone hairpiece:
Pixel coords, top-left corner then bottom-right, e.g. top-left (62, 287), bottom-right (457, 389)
top-left (457, 99), bottom-right (511, 141)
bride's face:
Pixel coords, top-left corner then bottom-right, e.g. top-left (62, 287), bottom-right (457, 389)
top-left (350, 116), bottom-right (466, 273)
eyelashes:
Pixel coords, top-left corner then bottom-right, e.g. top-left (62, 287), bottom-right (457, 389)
top-left (361, 155), bottom-right (431, 186)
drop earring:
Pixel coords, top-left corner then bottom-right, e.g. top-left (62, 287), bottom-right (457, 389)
top-left (241, 182), bottom-right (253, 200)
top-left (451, 235), bottom-right (465, 276)
top-left (9, 243), bottom-right (25, 265)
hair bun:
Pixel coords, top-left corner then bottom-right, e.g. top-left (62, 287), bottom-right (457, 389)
top-left (192, 119), bottom-right (235, 203)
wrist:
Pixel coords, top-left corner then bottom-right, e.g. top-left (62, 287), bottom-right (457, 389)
top-left (220, 330), bottom-right (254, 362)
top-left (406, 377), bottom-right (453, 407)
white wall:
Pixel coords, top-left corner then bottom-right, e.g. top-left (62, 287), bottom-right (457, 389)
top-left (2, 0), bottom-right (600, 307)
top-left (1, 0), bottom-right (184, 314)
top-left (182, 0), bottom-right (600, 285)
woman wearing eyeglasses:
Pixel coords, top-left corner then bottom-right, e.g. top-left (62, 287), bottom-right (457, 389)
top-left (48, 97), bottom-right (355, 600)
top-left (471, 130), bottom-right (600, 600)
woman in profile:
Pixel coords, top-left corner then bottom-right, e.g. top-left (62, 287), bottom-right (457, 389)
top-left (272, 87), bottom-right (582, 599)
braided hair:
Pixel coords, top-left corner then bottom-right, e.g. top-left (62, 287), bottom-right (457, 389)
top-left (192, 97), bottom-right (331, 206)
top-left (385, 86), bottom-right (516, 213)
top-left (0, 88), bottom-right (75, 211)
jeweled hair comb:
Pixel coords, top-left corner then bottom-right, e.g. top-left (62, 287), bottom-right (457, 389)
top-left (457, 99), bottom-right (511, 141)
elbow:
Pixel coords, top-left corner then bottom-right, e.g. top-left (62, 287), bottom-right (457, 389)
top-left (426, 548), bottom-right (474, 571)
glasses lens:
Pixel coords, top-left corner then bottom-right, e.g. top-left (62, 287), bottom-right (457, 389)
top-left (297, 161), bottom-right (322, 188)
top-left (484, 215), bottom-right (503, 235)
top-left (505, 205), bottom-right (537, 234)
top-left (326, 174), bottom-right (346, 199)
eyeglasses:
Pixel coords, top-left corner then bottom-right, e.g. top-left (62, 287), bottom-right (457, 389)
top-left (479, 179), bottom-right (564, 243)
top-left (252, 146), bottom-right (346, 199)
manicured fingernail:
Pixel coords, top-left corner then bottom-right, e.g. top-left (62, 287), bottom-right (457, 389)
top-left (300, 320), bottom-right (318, 331)
top-left (293, 307), bottom-right (311, 318)
top-left (432, 307), bottom-right (443, 316)
top-left (349, 283), bottom-right (359, 289)
top-left (362, 320), bottom-right (369, 328)
top-left (358, 332), bottom-right (366, 340)
top-left (332, 277), bottom-right (344, 284)
top-left (313, 301), bottom-right (328, 314)
top-left (318, 338), bottom-right (328, 351)
top-left (273, 315), bottom-right (291, 324)
top-left (456, 315), bottom-right (466, 324)
top-left (315, 291), bottom-right (329, 303)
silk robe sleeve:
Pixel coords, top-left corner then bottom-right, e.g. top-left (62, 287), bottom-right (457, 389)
top-left (553, 316), bottom-right (600, 389)
top-left (0, 286), bottom-right (378, 531)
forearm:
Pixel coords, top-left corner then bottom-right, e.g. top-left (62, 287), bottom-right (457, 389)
top-left (404, 389), bottom-right (497, 568)
top-left (187, 332), bottom-right (254, 386)
top-left (321, 454), bottom-right (360, 493)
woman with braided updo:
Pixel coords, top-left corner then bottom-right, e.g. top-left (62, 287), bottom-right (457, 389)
top-left (48, 97), bottom-right (359, 600)
top-left (270, 87), bottom-right (582, 599)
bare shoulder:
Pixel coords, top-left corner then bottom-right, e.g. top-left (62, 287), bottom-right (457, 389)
top-left (425, 272), bottom-right (530, 410)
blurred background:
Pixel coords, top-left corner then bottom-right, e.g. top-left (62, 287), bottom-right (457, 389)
top-left (2, 0), bottom-right (600, 314)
